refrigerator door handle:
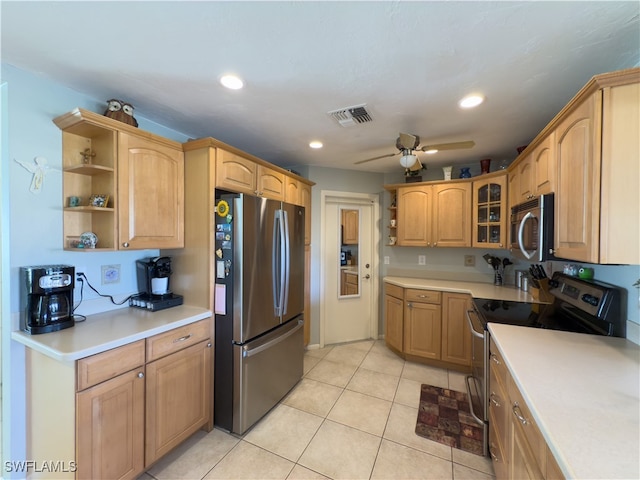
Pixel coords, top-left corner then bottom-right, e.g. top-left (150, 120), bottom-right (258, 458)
top-left (242, 318), bottom-right (303, 358)
top-left (273, 210), bottom-right (287, 317)
top-left (282, 210), bottom-right (290, 316)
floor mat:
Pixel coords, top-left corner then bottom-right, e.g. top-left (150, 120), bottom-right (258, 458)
top-left (415, 384), bottom-right (484, 456)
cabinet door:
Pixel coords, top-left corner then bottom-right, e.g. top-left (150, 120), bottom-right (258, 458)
top-left (440, 293), bottom-right (471, 366)
top-left (145, 340), bottom-right (212, 465)
top-left (257, 165), bottom-right (286, 200)
top-left (76, 368), bottom-right (145, 480)
top-left (404, 301), bottom-right (441, 359)
top-left (554, 91), bottom-right (602, 263)
top-left (385, 293), bottom-right (404, 352)
top-left (516, 158), bottom-right (534, 202)
top-left (532, 132), bottom-right (555, 196)
top-left (285, 177), bottom-right (301, 205)
top-left (473, 175), bottom-right (507, 249)
top-left (511, 419), bottom-right (545, 480)
top-left (215, 149), bottom-right (257, 194)
top-left (432, 183), bottom-right (471, 247)
top-left (118, 133), bottom-right (184, 249)
top-left (397, 186), bottom-right (432, 246)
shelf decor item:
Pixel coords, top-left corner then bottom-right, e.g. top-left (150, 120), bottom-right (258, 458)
top-left (480, 158), bottom-right (491, 174)
top-left (459, 167), bottom-right (471, 178)
top-left (89, 194), bottom-right (109, 208)
top-left (103, 99), bottom-right (138, 127)
top-left (442, 166), bottom-right (453, 180)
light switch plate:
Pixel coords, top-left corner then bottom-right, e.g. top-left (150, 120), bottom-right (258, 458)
top-left (464, 255), bottom-right (476, 267)
top-left (418, 255), bottom-right (426, 265)
top-left (384, 256), bottom-right (390, 265)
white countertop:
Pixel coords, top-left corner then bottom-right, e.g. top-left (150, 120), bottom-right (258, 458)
top-left (489, 323), bottom-right (640, 480)
top-left (384, 276), bottom-right (540, 303)
top-left (12, 305), bottom-right (212, 362)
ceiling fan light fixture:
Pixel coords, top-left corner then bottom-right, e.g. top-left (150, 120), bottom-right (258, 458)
top-left (424, 148), bottom-right (438, 155)
top-left (399, 153), bottom-right (418, 168)
top-left (458, 94), bottom-right (484, 109)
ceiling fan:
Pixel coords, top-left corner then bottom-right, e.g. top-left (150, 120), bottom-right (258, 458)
top-left (354, 132), bottom-right (475, 170)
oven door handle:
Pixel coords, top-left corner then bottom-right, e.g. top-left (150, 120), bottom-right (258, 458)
top-left (518, 212), bottom-right (537, 260)
top-left (465, 375), bottom-right (485, 425)
top-left (466, 309), bottom-right (484, 338)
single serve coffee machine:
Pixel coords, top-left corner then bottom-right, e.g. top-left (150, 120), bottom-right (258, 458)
top-left (20, 264), bottom-right (75, 334)
top-left (130, 256), bottom-right (183, 311)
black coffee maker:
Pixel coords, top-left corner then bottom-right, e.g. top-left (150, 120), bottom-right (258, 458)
top-left (131, 256), bottom-right (183, 311)
top-left (20, 265), bottom-right (75, 334)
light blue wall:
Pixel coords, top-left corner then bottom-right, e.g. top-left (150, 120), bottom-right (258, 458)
top-left (0, 64), bottom-right (192, 472)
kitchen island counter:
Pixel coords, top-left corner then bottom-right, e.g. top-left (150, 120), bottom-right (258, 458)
top-left (489, 323), bottom-right (640, 480)
top-left (384, 276), bottom-right (539, 303)
top-left (12, 304), bottom-right (212, 362)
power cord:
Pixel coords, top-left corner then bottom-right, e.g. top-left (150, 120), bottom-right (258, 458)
top-left (74, 272), bottom-right (135, 321)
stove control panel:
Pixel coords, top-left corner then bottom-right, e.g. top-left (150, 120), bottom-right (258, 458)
top-left (581, 293), bottom-right (600, 307)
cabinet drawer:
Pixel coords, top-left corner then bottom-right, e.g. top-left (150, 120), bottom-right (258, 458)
top-left (405, 289), bottom-right (441, 304)
top-left (385, 283), bottom-right (404, 299)
top-left (508, 375), bottom-right (547, 475)
top-left (77, 340), bottom-right (145, 391)
top-left (146, 319), bottom-right (211, 362)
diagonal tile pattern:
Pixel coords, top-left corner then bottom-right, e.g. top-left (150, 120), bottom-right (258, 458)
top-left (141, 340), bottom-right (495, 480)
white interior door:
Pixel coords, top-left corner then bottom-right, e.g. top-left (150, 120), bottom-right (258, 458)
top-left (321, 192), bottom-right (379, 346)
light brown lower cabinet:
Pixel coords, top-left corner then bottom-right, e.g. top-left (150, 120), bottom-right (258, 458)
top-left (25, 319), bottom-right (212, 480)
top-left (383, 283), bottom-right (471, 369)
top-left (490, 338), bottom-right (564, 480)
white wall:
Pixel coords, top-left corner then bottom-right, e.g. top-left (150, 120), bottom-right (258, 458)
top-left (0, 64), bottom-right (192, 474)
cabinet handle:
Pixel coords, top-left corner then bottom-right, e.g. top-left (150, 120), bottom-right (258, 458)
top-left (490, 353), bottom-right (501, 365)
top-left (489, 443), bottom-right (502, 462)
top-left (490, 393), bottom-right (502, 407)
top-left (137, 372), bottom-right (144, 379)
top-left (433, 242), bottom-right (437, 246)
top-left (512, 402), bottom-right (528, 425)
top-left (207, 342), bottom-right (212, 348)
top-left (407, 302), bottom-right (413, 308)
top-left (122, 242), bottom-right (129, 248)
top-left (173, 333), bottom-right (192, 343)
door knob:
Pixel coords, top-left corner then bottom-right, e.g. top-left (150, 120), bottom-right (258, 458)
top-left (364, 274), bottom-right (371, 279)
top-left (365, 263), bottom-right (370, 268)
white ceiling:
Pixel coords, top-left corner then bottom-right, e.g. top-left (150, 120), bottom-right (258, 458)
top-left (2, 1), bottom-right (639, 174)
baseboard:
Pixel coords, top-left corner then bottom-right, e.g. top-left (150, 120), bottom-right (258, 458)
top-left (305, 343), bottom-right (321, 350)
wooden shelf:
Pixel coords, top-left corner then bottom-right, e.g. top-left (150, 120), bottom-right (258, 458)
top-left (64, 164), bottom-right (114, 175)
top-left (64, 206), bottom-right (114, 213)
top-left (63, 247), bottom-right (116, 252)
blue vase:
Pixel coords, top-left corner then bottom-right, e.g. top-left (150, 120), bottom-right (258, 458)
top-left (459, 167), bottom-right (471, 178)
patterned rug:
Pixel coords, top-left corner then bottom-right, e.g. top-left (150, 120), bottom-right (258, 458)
top-left (414, 384), bottom-right (484, 456)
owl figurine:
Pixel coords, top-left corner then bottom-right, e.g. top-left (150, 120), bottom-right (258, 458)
top-left (103, 99), bottom-right (138, 127)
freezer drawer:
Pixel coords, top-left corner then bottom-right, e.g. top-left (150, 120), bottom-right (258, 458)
top-left (232, 317), bottom-right (304, 434)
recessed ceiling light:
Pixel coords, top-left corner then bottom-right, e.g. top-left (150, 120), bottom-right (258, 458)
top-left (309, 141), bottom-right (323, 149)
top-left (220, 74), bottom-right (244, 90)
top-left (424, 149), bottom-right (438, 155)
top-left (458, 94), bottom-right (485, 109)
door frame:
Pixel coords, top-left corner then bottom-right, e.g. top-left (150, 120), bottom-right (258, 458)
top-left (319, 190), bottom-right (380, 348)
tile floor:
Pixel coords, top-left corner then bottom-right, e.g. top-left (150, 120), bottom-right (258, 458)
top-left (140, 339), bottom-right (495, 480)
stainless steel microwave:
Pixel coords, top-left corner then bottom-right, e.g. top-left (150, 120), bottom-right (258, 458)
top-left (510, 193), bottom-right (556, 261)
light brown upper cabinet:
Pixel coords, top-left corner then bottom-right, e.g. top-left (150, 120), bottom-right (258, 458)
top-left (55, 108), bottom-right (184, 251)
top-left (396, 185), bottom-right (432, 246)
top-left (473, 173), bottom-right (507, 249)
top-left (509, 133), bottom-right (555, 209)
top-left (215, 149), bottom-right (285, 200)
top-left (118, 132), bottom-right (184, 249)
top-left (554, 77), bottom-right (639, 263)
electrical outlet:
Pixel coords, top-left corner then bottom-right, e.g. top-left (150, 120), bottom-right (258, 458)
top-left (464, 255), bottom-right (476, 267)
top-left (384, 256), bottom-right (390, 265)
top-left (418, 255), bottom-right (426, 265)
top-left (101, 264), bottom-right (121, 284)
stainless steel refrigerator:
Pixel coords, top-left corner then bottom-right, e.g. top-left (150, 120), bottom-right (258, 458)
top-left (213, 193), bottom-right (305, 434)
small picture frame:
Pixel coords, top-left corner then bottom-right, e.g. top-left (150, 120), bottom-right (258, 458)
top-left (89, 194), bottom-right (109, 208)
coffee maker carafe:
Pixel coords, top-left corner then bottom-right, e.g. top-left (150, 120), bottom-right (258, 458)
top-left (20, 265), bottom-right (75, 334)
top-left (131, 256), bottom-right (183, 311)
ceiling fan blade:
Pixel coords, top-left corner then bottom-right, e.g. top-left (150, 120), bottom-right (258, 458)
top-left (398, 132), bottom-right (419, 150)
top-left (354, 151), bottom-right (399, 165)
top-left (420, 140), bottom-right (475, 152)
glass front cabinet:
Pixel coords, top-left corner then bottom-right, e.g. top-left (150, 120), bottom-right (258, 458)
top-left (472, 174), bottom-right (507, 248)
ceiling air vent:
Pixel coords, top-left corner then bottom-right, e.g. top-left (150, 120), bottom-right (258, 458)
top-left (328, 104), bottom-right (372, 127)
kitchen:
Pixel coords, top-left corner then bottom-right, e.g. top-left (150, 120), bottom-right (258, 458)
top-left (2, 2), bottom-right (640, 480)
